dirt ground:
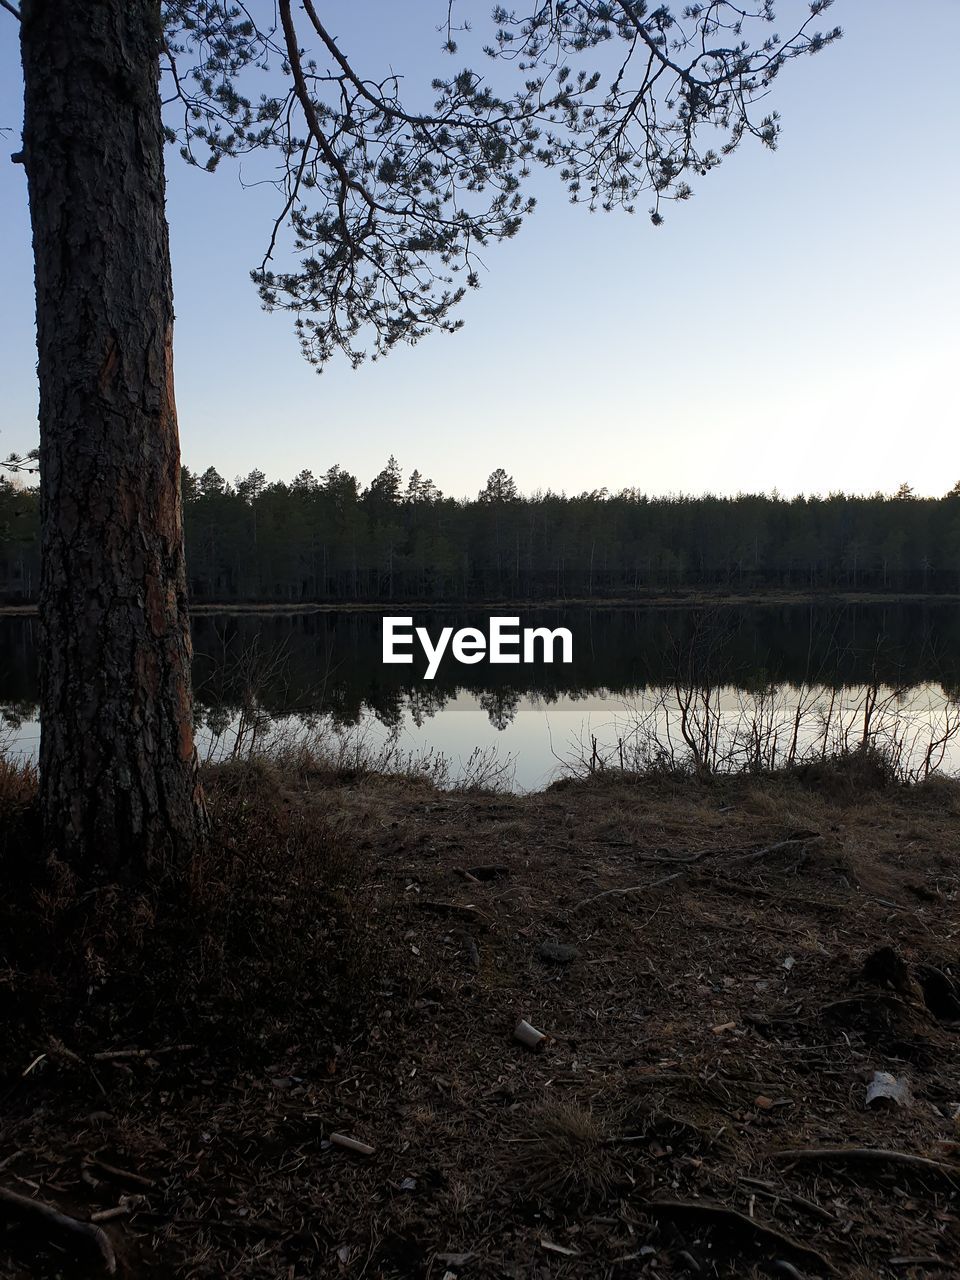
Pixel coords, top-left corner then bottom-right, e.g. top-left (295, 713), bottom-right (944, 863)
top-left (2, 768), bottom-right (959, 1278)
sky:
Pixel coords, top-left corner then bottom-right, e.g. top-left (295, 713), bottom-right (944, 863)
top-left (1, 2), bottom-right (958, 501)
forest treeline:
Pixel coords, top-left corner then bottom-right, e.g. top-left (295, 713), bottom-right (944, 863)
top-left (2, 459), bottom-right (960, 603)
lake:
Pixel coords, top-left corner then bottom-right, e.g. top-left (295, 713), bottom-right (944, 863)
top-left (2, 601), bottom-right (960, 789)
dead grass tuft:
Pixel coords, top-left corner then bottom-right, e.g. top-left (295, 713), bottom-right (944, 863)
top-left (0, 754), bottom-right (38, 860)
top-left (911, 771), bottom-right (960, 814)
top-left (785, 745), bottom-right (902, 796)
top-left (508, 1100), bottom-right (623, 1209)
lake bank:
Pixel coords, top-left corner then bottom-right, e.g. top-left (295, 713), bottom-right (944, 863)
top-left (4, 588), bottom-right (960, 616)
top-left (3, 762), bottom-right (959, 1276)
top-left (4, 597), bottom-right (960, 788)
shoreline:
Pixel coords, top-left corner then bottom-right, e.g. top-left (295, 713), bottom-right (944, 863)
top-left (2, 589), bottom-right (960, 617)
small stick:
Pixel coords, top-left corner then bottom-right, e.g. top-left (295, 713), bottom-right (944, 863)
top-left (0, 1185), bottom-right (116, 1274)
top-left (90, 1205), bottom-right (132, 1223)
top-left (329, 1133), bottom-right (375, 1156)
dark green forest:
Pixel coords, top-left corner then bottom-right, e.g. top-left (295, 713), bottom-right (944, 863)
top-left (3, 460), bottom-right (960, 603)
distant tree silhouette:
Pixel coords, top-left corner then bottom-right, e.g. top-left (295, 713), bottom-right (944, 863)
top-left (8, 472), bottom-right (960, 604)
top-left (479, 469), bottom-right (519, 504)
top-left (365, 456), bottom-right (403, 508)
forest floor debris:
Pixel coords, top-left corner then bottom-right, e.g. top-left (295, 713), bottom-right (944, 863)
top-left (1, 763), bottom-right (959, 1277)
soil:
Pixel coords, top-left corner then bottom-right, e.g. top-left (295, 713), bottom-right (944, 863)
top-left (1, 770), bottom-right (959, 1278)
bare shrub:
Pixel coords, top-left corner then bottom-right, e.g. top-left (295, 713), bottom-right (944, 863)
top-left (560, 681), bottom-right (960, 790)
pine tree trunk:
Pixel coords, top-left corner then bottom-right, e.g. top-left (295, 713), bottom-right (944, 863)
top-left (20, 0), bottom-right (203, 876)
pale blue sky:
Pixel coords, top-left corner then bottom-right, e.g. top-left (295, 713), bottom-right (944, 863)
top-left (1, 2), bottom-right (957, 499)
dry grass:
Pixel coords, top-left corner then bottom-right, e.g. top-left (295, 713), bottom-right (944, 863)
top-left (0, 754), bottom-right (37, 861)
top-left (508, 1100), bottom-right (623, 1209)
top-left (0, 753), bottom-right (36, 810)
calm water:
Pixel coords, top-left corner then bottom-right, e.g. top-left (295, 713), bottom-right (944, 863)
top-left (2, 602), bottom-right (959, 789)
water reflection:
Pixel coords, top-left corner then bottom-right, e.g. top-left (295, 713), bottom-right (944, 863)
top-left (2, 602), bottom-right (959, 788)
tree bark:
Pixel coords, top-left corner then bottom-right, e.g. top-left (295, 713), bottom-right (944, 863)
top-left (20, 0), bottom-right (203, 875)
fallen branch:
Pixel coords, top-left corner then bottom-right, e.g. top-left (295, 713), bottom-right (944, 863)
top-left (724, 835), bottom-right (824, 865)
top-left (766, 1147), bottom-right (960, 1182)
top-left (569, 837), bottom-right (813, 908)
top-left (85, 1157), bottom-right (155, 1190)
top-left (0, 1185), bottom-right (117, 1273)
top-left (739, 1175), bottom-right (837, 1223)
top-left (92, 1044), bottom-right (193, 1062)
top-left (573, 870), bottom-right (685, 910)
top-left (642, 1197), bottom-right (835, 1274)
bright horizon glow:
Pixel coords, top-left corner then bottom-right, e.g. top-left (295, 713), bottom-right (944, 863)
top-left (1, 2), bottom-right (957, 500)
